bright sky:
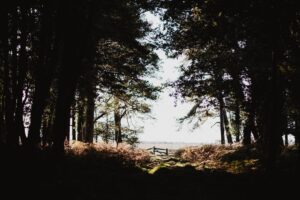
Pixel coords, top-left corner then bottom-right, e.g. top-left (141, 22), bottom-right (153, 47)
top-left (138, 13), bottom-right (221, 144)
top-left (139, 49), bottom-right (220, 143)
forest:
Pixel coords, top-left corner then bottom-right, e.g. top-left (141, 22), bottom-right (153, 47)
top-left (0, 0), bottom-right (300, 199)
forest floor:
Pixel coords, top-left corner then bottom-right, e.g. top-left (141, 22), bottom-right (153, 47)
top-left (1, 142), bottom-right (299, 200)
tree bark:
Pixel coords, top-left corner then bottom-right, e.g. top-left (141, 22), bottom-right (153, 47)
top-left (41, 116), bottom-right (49, 147)
top-left (52, 1), bottom-right (89, 154)
top-left (284, 133), bottom-right (288, 146)
top-left (85, 90), bottom-right (95, 143)
top-left (4, 6), bottom-right (18, 147)
top-left (65, 109), bottom-right (71, 143)
top-left (0, 5), bottom-right (7, 145)
top-left (52, 81), bottom-right (76, 153)
top-left (27, 1), bottom-right (58, 148)
top-left (114, 99), bottom-right (122, 146)
top-left (263, 49), bottom-right (284, 169)
top-left (103, 116), bottom-right (110, 144)
top-left (77, 98), bottom-right (85, 142)
top-left (14, 3), bottom-right (28, 145)
top-left (243, 119), bottom-right (251, 145)
top-left (296, 116), bottom-right (300, 165)
top-left (244, 83), bottom-right (259, 145)
top-left (223, 108), bottom-right (233, 144)
top-left (0, 93), bottom-right (4, 145)
top-left (71, 105), bottom-right (76, 141)
top-left (234, 100), bottom-right (241, 142)
top-left (218, 95), bottom-right (225, 145)
top-left (295, 118), bottom-right (300, 145)
top-left (228, 65), bottom-right (244, 143)
top-left (249, 110), bottom-right (259, 141)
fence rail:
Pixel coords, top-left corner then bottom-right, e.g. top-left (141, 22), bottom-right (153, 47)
top-left (147, 146), bottom-right (169, 156)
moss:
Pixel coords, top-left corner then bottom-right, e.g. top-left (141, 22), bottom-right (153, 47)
top-left (148, 163), bottom-right (171, 174)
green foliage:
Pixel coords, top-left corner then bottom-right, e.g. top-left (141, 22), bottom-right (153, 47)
top-left (155, 0), bottom-right (300, 159)
top-left (94, 122), bottom-right (115, 143)
top-left (0, 0), bottom-right (161, 149)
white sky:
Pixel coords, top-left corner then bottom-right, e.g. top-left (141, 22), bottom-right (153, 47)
top-left (139, 48), bottom-right (220, 143)
top-left (138, 13), bottom-right (220, 144)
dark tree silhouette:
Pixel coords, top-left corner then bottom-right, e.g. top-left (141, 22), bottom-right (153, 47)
top-left (156, 0), bottom-right (300, 167)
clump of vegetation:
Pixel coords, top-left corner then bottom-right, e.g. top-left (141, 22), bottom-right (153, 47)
top-left (67, 141), bottom-right (151, 166)
top-left (175, 144), bottom-right (236, 162)
top-left (174, 144), bottom-right (261, 173)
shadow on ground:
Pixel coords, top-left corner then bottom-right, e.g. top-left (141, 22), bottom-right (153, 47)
top-left (1, 146), bottom-right (298, 200)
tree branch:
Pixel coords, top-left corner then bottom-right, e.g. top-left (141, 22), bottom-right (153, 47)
top-left (93, 112), bottom-right (106, 124)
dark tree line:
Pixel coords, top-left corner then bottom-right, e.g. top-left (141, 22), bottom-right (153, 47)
top-left (152, 0), bottom-right (300, 167)
top-left (0, 0), bottom-right (159, 154)
top-left (1, 0), bottom-right (300, 170)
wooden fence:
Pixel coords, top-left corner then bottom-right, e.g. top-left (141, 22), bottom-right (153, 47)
top-left (147, 146), bottom-right (169, 156)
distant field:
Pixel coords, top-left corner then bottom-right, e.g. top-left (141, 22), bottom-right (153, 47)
top-left (138, 141), bottom-right (204, 150)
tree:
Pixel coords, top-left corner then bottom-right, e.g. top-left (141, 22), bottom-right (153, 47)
top-left (0, 0), bottom-right (160, 154)
top-left (157, 0), bottom-right (300, 167)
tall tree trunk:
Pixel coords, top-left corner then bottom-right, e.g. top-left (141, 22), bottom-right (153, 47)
top-left (4, 6), bottom-right (18, 147)
top-left (52, 1), bottom-right (88, 154)
top-left (45, 103), bottom-right (56, 146)
top-left (249, 111), bottom-right (259, 141)
top-left (244, 111), bottom-right (259, 144)
top-left (0, 4), bottom-right (10, 146)
top-left (218, 96), bottom-right (225, 145)
top-left (103, 116), bottom-right (110, 144)
top-left (234, 101), bottom-right (241, 142)
top-left (263, 49), bottom-right (284, 169)
top-left (0, 13), bottom-right (4, 146)
top-left (41, 115), bottom-right (49, 147)
top-left (77, 99), bottom-right (84, 142)
top-left (291, 48), bottom-right (300, 164)
top-left (85, 91), bottom-right (95, 143)
top-left (114, 99), bottom-right (122, 146)
top-left (283, 109), bottom-right (288, 147)
top-left (244, 83), bottom-right (259, 145)
top-left (65, 109), bottom-right (71, 143)
top-left (228, 66), bottom-right (244, 143)
top-left (243, 118), bottom-right (251, 145)
top-left (284, 133), bottom-right (288, 146)
top-left (223, 108), bottom-right (233, 144)
top-left (14, 3), bottom-right (28, 145)
top-left (0, 95), bottom-right (4, 145)
top-left (71, 105), bottom-right (76, 141)
top-left (295, 118), bottom-right (300, 146)
top-left (251, 123), bottom-right (259, 141)
top-left (27, 1), bottom-right (58, 148)
top-left (52, 81), bottom-right (76, 153)
top-left (296, 116), bottom-right (300, 165)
